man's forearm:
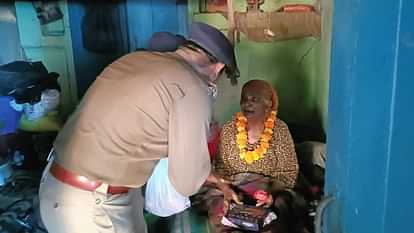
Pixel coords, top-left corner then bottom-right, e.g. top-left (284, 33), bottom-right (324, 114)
top-left (206, 172), bottom-right (220, 184)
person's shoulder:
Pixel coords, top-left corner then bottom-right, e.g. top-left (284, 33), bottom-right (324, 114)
top-left (114, 51), bottom-right (178, 65)
top-left (144, 52), bottom-right (204, 85)
top-left (222, 120), bottom-right (234, 128)
top-left (116, 50), bottom-right (152, 60)
top-left (275, 118), bottom-right (295, 137)
top-left (275, 118), bottom-right (289, 129)
top-left (117, 51), bottom-right (198, 81)
top-left (103, 51), bottom-right (163, 74)
top-left (219, 120), bottom-right (236, 142)
top-left (221, 119), bottom-right (235, 133)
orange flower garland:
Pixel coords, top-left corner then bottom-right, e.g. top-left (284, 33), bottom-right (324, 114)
top-left (235, 111), bottom-right (277, 164)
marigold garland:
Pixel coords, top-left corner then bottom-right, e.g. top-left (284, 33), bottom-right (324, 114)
top-left (235, 111), bottom-right (276, 164)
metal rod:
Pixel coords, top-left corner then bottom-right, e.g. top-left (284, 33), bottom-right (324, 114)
top-left (314, 194), bottom-right (335, 233)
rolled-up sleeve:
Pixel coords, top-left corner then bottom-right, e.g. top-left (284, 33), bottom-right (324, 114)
top-left (168, 86), bottom-right (212, 196)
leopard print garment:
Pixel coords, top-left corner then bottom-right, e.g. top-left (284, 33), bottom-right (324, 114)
top-left (214, 117), bottom-right (299, 188)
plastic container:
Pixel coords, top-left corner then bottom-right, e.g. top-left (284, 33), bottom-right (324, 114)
top-left (0, 96), bottom-right (22, 135)
top-left (23, 89), bottom-right (60, 121)
top-left (0, 159), bottom-right (12, 186)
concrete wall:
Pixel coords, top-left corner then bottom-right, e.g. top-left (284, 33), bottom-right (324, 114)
top-left (325, 1), bottom-right (413, 233)
top-left (190, 0), bottom-right (330, 140)
top-left (0, 2), bottom-right (24, 65)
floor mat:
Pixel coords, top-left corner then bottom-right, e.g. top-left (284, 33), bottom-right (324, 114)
top-left (0, 170), bottom-right (45, 233)
top-left (146, 209), bottom-right (210, 233)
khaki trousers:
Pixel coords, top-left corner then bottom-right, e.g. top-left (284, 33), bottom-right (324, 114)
top-left (39, 162), bottom-right (148, 233)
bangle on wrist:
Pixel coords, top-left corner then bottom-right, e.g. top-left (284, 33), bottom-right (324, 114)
top-left (217, 178), bottom-right (227, 189)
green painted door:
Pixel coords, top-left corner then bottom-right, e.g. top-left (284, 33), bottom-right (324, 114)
top-left (15, 1), bottom-right (78, 118)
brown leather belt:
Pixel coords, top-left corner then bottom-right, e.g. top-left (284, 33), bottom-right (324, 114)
top-left (49, 162), bottom-right (130, 195)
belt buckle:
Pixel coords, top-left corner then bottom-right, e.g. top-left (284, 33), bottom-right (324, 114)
top-left (95, 182), bottom-right (109, 194)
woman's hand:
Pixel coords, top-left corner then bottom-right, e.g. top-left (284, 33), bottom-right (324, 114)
top-left (216, 178), bottom-right (243, 213)
top-left (220, 183), bottom-right (243, 214)
top-left (256, 194), bottom-right (273, 207)
top-left (222, 184), bottom-right (243, 204)
top-left (254, 190), bottom-right (273, 208)
top-left (217, 179), bottom-right (243, 204)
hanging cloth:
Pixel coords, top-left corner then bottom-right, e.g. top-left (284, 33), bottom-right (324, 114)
top-left (81, 2), bottom-right (123, 53)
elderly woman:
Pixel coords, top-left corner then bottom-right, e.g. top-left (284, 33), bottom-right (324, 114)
top-left (194, 80), bottom-right (301, 233)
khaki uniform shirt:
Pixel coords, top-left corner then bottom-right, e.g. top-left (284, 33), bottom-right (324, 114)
top-left (54, 52), bottom-right (212, 196)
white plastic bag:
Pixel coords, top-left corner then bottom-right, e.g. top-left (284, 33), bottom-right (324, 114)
top-left (41, 89), bottom-right (60, 113)
top-left (144, 158), bottom-right (191, 217)
top-left (23, 89), bottom-right (60, 121)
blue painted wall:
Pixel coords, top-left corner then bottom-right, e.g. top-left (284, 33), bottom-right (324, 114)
top-left (383, 1), bottom-right (414, 231)
top-left (325, 1), bottom-right (414, 233)
top-left (68, 0), bottom-right (188, 97)
top-left (0, 2), bottom-right (24, 65)
top-left (15, 1), bottom-right (78, 117)
top-left (68, 2), bottom-right (129, 97)
top-left (125, 0), bottom-right (188, 50)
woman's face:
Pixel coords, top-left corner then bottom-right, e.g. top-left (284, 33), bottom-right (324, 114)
top-left (240, 88), bottom-right (272, 120)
